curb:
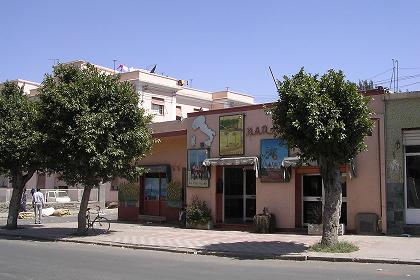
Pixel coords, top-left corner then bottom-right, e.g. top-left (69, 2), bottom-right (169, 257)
top-left (0, 232), bottom-right (419, 265)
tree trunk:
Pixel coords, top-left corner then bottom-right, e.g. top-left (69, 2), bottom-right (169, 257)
top-left (77, 185), bottom-right (94, 234)
top-left (319, 159), bottom-right (342, 246)
top-left (6, 173), bottom-right (29, 229)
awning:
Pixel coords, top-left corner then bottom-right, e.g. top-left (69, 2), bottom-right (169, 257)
top-left (139, 164), bottom-right (171, 182)
top-left (202, 157), bottom-right (259, 177)
top-left (281, 156), bottom-right (300, 168)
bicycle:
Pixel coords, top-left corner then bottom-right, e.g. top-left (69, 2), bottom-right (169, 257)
top-left (86, 206), bottom-right (110, 233)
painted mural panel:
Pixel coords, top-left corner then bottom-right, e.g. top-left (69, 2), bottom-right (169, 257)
top-left (187, 149), bottom-right (209, 187)
top-left (260, 139), bottom-right (289, 182)
top-left (219, 114), bottom-right (244, 156)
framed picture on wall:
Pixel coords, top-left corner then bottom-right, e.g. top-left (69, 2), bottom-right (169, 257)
top-left (219, 114), bottom-right (244, 156)
top-left (260, 139), bottom-right (289, 182)
top-left (187, 149), bottom-right (210, 187)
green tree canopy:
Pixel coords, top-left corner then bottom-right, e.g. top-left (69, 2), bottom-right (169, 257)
top-left (0, 81), bottom-right (43, 229)
top-left (38, 63), bottom-right (153, 232)
top-left (358, 79), bottom-right (374, 91)
top-left (271, 68), bottom-right (373, 245)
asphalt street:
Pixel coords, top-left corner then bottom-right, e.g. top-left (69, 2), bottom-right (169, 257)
top-left (0, 239), bottom-right (417, 280)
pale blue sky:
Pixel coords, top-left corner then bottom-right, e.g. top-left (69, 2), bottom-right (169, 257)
top-left (1, 1), bottom-right (419, 102)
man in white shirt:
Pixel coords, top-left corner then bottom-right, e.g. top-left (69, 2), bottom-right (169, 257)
top-left (32, 188), bottom-right (45, 224)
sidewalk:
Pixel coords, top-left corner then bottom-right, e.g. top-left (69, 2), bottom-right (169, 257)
top-left (0, 218), bottom-right (419, 265)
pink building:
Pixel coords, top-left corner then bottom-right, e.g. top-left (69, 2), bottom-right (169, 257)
top-left (119, 88), bottom-right (386, 234)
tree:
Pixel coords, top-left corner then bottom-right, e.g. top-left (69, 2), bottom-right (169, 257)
top-left (38, 64), bottom-right (153, 233)
top-left (0, 81), bottom-right (43, 229)
top-left (270, 69), bottom-right (373, 246)
top-left (358, 79), bottom-right (374, 91)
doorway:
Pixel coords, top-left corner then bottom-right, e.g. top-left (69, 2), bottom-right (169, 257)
top-left (224, 167), bottom-right (256, 223)
top-left (302, 174), bottom-right (347, 226)
top-left (142, 173), bottom-right (167, 216)
top-left (405, 145), bottom-right (420, 224)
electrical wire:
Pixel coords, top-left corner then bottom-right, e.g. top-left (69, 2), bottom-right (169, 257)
top-left (365, 68), bottom-right (393, 80)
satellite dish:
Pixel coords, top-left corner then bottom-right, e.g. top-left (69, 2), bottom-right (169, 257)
top-left (150, 65), bottom-right (157, 73)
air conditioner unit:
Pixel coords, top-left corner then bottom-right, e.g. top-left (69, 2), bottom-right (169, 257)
top-left (356, 213), bottom-right (378, 234)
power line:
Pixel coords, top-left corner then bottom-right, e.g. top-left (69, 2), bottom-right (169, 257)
top-left (399, 80), bottom-right (420, 88)
top-left (373, 73), bottom-right (420, 85)
top-left (365, 68), bottom-right (393, 80)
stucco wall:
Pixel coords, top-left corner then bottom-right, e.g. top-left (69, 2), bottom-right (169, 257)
top-left (385, 93), bottom-right (420, 234)
top-left (140, 135), bottom-right (187, 184)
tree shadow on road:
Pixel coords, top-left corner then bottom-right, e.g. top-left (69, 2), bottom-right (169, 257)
top-left (202, 240), bottom-right (308, 260)
top-left (0, 224), bottom-right (115, 241)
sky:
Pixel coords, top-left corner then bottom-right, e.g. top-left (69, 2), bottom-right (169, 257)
top-left (1, 1), bottom-right (420, 103)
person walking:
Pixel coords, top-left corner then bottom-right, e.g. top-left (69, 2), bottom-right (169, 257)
top-left (32, 188), bottom-right (44, 224)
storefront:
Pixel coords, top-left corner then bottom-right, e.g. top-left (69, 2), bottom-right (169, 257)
top-left (184, 104), bottom-right (385, 232)
top-left (118, 100), bottom-right (385, 233)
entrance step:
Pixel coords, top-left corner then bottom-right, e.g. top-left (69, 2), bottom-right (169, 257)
top-left (403, 224), bottom-right (420, 236)
top-left (138, 215), bottom-right (166, 223)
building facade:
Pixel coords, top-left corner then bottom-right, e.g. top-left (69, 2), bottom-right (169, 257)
top-left (385, 91), bottom-right (420, 234)
top-left (1, 61), bottom-right (254, 204)
top-left (119, 90), bottom-right (387, 234)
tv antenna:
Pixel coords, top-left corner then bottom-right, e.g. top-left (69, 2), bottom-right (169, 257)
top-left (48, 58), bottom-right (59, 67)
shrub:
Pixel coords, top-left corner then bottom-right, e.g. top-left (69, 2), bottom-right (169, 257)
top-left (309, 241), bottom-right (359, 253)
top-left (186, 196), bottom-right (211, 225)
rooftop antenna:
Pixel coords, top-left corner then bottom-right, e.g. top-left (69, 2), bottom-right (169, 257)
top-left (226, 86), bottom-right (230, 91)
top-left (48, 58), bottom-right (59, 68)
top-left (189, 79), bottom-right (193, 87)
top-left (396, 59), bottom-right (399, 92)
top-left (150, 64), bottom-right (157, 73)
top-left (269, 66), bottom-right (280, 92)
top-left (113, 59), bottom-right (117, 71)
top-left (390, 59), bottom-right (395, 92)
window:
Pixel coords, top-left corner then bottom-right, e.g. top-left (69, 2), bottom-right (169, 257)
top-left (151, 103), bottom-right (164, 115)
top-left (144, 173), bottom-right (167, 201)
top-left (176, 106), bottom-right (182, 121)
top-left (111, 185), bottom-right (119, 191)
top-left (151, 97), bottom-right (165, 116)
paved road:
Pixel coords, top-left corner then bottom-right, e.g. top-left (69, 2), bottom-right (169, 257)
top-left (0, 239), bottom-right (417, 280)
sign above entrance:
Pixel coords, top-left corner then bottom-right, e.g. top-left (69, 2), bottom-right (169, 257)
top-left (246, 125), bottom-right (273, 136)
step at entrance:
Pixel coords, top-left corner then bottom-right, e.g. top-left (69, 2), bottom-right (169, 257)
top-left (139, 215), bottom-right (166, 223)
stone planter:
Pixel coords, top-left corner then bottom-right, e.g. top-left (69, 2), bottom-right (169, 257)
top-left (308, 223), bottom-right (345, 235)
top-left (187, 220), bottom-right (213, 230)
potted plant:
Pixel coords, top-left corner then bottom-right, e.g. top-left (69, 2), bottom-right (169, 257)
top-left (166, 181), bottom-right (182, 208)
top-left (186, 196), bottom-right (213, 229)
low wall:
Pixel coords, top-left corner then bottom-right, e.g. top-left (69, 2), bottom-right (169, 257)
top-left (0, 202), bottom-right (100, 213)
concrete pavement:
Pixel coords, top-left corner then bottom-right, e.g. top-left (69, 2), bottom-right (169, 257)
top-left (0, 213), bottom-right (419, 265)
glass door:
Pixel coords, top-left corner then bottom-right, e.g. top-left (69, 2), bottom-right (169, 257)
top-left (224, 167), bottom-right (256, 223)
top-left (224, 167), bottom-right (244, 223)
top-left (302, 174), bottom-right (347, 225)
top-left (405, 146), bottom-right (420, 224)
top-left (302, 175), bottom-right (323, 225)
top-left (143, 173), bottom-right (167, 216)
top-left (245, 169), bottom-right (256, 222)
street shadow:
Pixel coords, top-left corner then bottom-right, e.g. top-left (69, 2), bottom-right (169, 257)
top-left (0, 224), bottom-right (114, 241)
top-left (202, 240), bottom-right (308, 260)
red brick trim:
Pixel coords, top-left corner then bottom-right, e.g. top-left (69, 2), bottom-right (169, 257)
top-left (360, 87), bottom-right (385, 96)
